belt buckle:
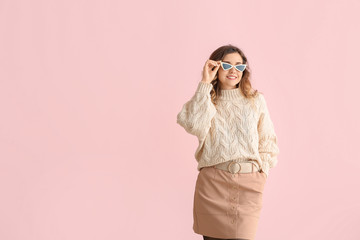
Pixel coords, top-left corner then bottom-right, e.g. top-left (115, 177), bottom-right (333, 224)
top-left (227, 161), bottom-right (241, 174)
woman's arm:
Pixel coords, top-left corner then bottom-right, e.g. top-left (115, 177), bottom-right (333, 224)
top-left (176, 81), bottom-right (217, 141)
top-left (257, 94), bottom-right (280, 174)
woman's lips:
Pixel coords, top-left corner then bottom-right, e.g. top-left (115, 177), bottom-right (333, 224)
top-left (226, 76), bottom-right (237, 80)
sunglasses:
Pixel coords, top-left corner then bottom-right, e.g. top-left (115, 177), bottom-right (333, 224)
top-left (220, 61), bottom-right (247, 72)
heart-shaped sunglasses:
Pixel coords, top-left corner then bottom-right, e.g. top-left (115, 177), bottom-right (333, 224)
top-left (220, 61), bottom-right (247, 72)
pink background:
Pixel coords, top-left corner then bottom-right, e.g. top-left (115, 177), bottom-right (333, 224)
top-left (1, 0), bottom-right (360, 239)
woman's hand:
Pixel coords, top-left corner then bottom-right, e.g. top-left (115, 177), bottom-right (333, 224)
top-left (201, 59), bottom-right (221, 83)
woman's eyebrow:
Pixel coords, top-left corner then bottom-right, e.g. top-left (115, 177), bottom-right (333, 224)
top-left (223, 60), bottom-right (243, 64)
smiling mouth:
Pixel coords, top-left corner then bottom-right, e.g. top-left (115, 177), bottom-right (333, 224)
top-left (226, 76), bottom-right (237, 80)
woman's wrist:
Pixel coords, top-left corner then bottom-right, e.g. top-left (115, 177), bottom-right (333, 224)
top-left (201, 79), bottom-right (212, 84)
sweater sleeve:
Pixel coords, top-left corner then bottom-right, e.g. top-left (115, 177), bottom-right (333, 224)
top-left (257, 94), bottom-right (280, 174)
top-left (176, 81), bottom-right (217, 141)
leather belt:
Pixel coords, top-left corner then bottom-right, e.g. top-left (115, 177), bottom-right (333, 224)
top-left (213, 160), bottom-right (260, 174)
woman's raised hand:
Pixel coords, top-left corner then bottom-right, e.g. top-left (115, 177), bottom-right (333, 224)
top-left (201, 59), bottom-right (221, 84)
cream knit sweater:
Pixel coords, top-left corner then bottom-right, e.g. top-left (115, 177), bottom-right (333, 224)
top-left (176, 81), bottom-right (280, 177)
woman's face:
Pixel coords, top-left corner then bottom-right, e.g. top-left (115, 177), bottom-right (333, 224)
top-left (217, 52), bottom-right (244, 90)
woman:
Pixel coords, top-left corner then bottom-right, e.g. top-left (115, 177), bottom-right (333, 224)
top-left (176, 44), bottom-right (280, 240)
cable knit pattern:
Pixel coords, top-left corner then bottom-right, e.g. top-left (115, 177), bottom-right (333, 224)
top-left (176, 81), bottom-right (280, 177)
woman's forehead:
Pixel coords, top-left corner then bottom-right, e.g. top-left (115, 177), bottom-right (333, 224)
top-left (223, 53), bottom-right (243, 63)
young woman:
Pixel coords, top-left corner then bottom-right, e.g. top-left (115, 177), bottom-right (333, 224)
top-left (176, 44), bottom-right (280, 240)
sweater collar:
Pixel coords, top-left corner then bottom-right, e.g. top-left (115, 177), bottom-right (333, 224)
top-left (218, 87), bottom-right (244, 100)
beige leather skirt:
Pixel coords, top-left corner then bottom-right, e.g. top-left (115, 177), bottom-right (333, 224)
top-left (193, 163), bottom-right (267, 239)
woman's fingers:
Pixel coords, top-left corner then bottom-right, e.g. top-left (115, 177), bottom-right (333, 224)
top-left (202, 60), bottom-right (221, 82)
top-left (211, 61), bottom-right (221, 72)
top-left (207, 60), bottom-right (219, 71)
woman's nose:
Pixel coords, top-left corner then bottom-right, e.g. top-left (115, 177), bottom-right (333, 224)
top-left (230, 68), bottom-right (236, 73)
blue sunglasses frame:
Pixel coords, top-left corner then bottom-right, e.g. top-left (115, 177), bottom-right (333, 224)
top-left (220, 61), bottom-right (247, 72)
